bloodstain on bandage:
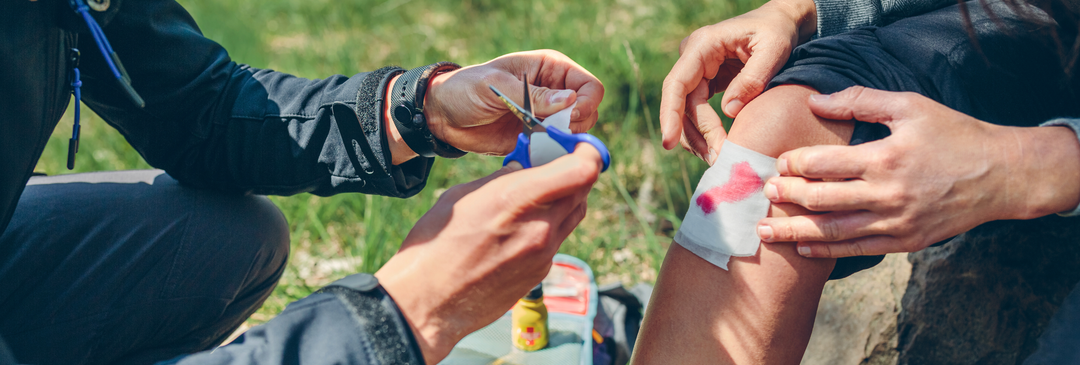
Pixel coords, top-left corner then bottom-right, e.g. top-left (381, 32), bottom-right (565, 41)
top-left (695, 161), bottom-right (764, 214)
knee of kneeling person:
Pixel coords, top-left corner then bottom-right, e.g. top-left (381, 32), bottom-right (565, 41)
top-left (235, 195), bottom-right (290, 271)
top-left (196, 193), bottom-right (291, 277)
top-left (249, 195), bottom-right (289, 247)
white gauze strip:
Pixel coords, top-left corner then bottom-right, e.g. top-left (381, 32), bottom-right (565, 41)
top-left (529, 102), bottom-right (576, 167)
top-left (674, 141), bottom-right (779, 270)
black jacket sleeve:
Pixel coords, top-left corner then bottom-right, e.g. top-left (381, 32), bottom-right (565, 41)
top-left (157, 278), bottom-right (426, 365)
top-left (76, 0), bottom-right (432, 198)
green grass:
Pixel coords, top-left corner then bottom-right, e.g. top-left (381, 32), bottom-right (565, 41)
top-left (34, 0), bottom-right (766, 324)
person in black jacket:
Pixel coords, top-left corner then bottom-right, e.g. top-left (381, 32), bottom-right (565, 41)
top-left (0, 0), bottom-right (606, 364)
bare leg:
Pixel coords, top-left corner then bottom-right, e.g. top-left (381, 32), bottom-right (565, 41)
top-left (632, 85), bottom-right (854, 364)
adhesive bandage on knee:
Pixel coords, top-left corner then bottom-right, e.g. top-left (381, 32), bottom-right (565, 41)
top-left (674, 141), bottom-right (779, 270)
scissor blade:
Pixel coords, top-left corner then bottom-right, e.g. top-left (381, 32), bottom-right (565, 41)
top-left (488, 85), bottom-right (547, 135)
top-left (522, 73), bottom-right (532, 116)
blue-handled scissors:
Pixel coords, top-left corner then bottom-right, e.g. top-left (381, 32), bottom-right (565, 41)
top-left (489, 79), bottom-right (610, 172)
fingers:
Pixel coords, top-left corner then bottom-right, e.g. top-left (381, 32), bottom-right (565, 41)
top-left (556, 201), bottom-right (589, 241)
top-left (661, 38), bottom-right (724, 150)
top-left (530, 86), bottom-right (578, 117)
top-left (485, 50), bottom-right (604, 128)
top-left (807, 86), bottom-right (920, 126)
top-left (565, 72), bottom-right (604, 127)
top-left (718, 45), bottom-right (788, 118)
top-left (764, 177), bottom-right (876, 211)
top-left (685, 79), bottom-right (727, 164)
top-left (796, 235), bottom-right (907, 258)
top-left (757, 210), bottom-right (884, 243)
top-left (776, 145), bottom-right (871, 179)
top-left (679, 115), bottom-right (710, 162)
top-left (440, 162), bottom-right (524, 203)
top-left (497, 142), bottom-right (602, 208)
top-left (660, 73), bottom-right (691, 150)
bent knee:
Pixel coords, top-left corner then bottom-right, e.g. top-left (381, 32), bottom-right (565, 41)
top-left (189, 192), bottom-right (290, 282)
top-left (227, 195), bottom-right (290, 274)
top-left (728, 84), bottom-right (854, 157)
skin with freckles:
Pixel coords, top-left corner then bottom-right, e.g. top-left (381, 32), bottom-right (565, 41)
top-left (758, 86), bottom-right (1080, 258)
top-left (633, 85), bottom-right (853, 364)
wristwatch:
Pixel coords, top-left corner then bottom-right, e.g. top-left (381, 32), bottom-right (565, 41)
top-left (389, 62), bottom-right (467, 159)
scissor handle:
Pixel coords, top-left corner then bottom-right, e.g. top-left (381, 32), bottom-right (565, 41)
top-left (502, 133), bottom-right (532, 169)
top-left (546, 128), bottom-right (611, 172)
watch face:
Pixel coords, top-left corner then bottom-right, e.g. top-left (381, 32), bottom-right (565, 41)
top-left (393, 103), bottom-right (414, 125)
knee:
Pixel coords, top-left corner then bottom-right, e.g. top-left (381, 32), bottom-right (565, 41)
top-left (231, 195), bottom-right (291, 276)
top-left (191, 193), bottom-right (290, 283)
top-left (728, 84), bottom-right (853, 157)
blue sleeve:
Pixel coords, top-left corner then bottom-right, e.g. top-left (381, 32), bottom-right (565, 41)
top-left (78, 0), bottom-right (433, 198)
top-left (812, 0), bottom-right (957, 38)
top-left (1040, 118), bottom-right (1080, 217)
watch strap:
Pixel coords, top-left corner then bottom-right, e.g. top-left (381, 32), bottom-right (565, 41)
top-left (390, 62), bottom-right (464, 158)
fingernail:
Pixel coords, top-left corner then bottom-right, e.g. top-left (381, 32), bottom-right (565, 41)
top-left (550, 89), bottom-right (572, 104)
top-left (571, 109), bottom-right (581, 120)
top-left (776, 157), bottom-right (789, 175)
top-left (797, 245), bottom-right (811, 256)
top-left (724, 99), bottom-right (744, 117)
top-left (764, 182), bottom-right (779, 201)
top-left (707, 148), bottom-right (718, 166)
top-left (757, 225), bottom-right (774, 242)
top-left (809, 93), bottom-right (831, 102)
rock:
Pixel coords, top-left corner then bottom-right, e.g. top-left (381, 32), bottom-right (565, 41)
top-left (897, 216), bottom-right (1080, 364)
top-left (802, 253), bottom-right (911, 365)
top-left (801, 215), bottom-right (1080, 364)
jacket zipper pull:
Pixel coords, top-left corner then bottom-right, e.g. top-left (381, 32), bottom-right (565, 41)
top-left (68, 48), bottom-right (82, 170)
top-left (68, 0), bottom-right (144, 108)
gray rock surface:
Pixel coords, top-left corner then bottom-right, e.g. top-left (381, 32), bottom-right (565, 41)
top-left (802, 216), bottom-right (1080, 365)
top-left (898, 216), bottom-right (1080, 365)
top-left (802, 253), bottom-right (910, 365)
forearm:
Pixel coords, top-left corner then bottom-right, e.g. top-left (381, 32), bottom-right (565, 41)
top-left (764, 0), bottom-right (819, 44)
top-left (160, 66), bottom-right (433, 198)
top-left (85, 0), bottom-right (432, 197)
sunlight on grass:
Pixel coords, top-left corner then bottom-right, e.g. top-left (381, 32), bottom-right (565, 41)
top-left (34, 0), bottom-right (765, 324)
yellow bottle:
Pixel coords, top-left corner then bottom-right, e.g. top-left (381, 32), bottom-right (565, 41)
top-left (511, 284), bottom-right (548, 351)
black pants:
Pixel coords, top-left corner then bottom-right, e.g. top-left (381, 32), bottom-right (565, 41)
top-left (0, 170), bottom-right (289, 365)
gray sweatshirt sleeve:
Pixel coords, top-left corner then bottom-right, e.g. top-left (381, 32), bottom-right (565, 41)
top-left (1040, 118), bottom-right (1080, 217)
top-left (813, 0), bottom-right (958, 37)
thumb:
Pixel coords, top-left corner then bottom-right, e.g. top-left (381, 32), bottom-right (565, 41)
top-left (530, 87), bottom-right (577, 117)
top-left (807, 86), bottom-right (917, 126)
top-left (485, 74), bottom-right (577, 117)
top-left (503, 143), bottom-right (601, 208)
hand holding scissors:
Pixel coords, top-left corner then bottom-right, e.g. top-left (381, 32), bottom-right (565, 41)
top-left (489, 79), bottom-right (611, 171)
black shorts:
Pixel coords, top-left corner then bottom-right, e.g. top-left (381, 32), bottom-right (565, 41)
top-left (769, 0), bottom-right (1080, 279)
